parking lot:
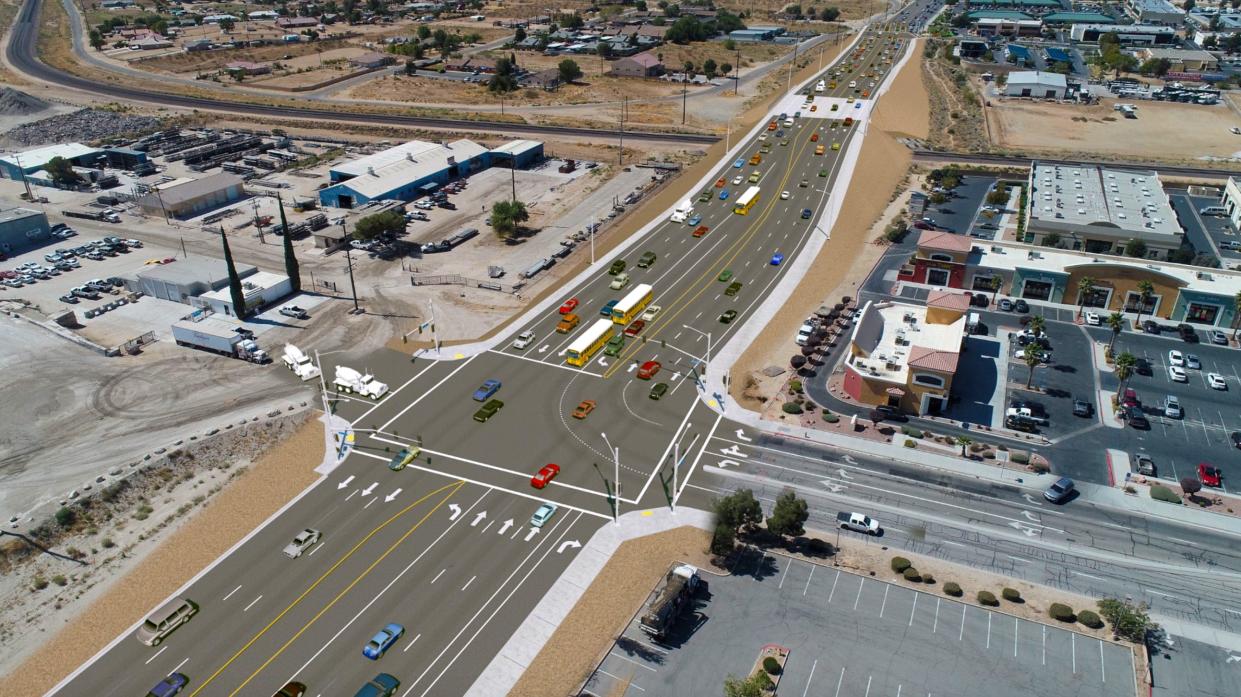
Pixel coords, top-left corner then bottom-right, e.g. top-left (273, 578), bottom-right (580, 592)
top-left (1168, 191), bottom-right (1241, 266)
top-left (919, 175), bottom-right (1000, 240)
top-left (581, 550), bottom-right (1133, 697)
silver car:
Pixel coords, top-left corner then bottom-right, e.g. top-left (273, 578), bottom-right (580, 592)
top-left (283, 528), bottom-right (322, 558)
top-left (1165, 396), bottom-right (1182, 419)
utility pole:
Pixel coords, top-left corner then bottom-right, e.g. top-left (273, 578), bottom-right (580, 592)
top-left (787, 41), bottom-right (799, 93)
top-left (344, 245), bottom-right (359, 313)
top-left (510, 156), bottom-right (517, 202)
top-left (681, 80), bottom-right (687, 124)
top-left (734, 46), bottom-right (741, 96)
top-left (617, 96), bottom-right (626, 166)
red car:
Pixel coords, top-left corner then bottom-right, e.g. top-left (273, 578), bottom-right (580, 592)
top-left (637, 360), bottom-right (661, 380)
top-left (624, 320), bottom-right (646, 337)
top-left (559, 298), bottom-right (579, 314)
top-left (692, 225), bottom-right (710, 238)
top-left (1121, 388), bottom-right (1140, 408)
top-left (531, 463), bottom-right (560, 489)
top-left (1198, 463), bottom-right (1222, 488)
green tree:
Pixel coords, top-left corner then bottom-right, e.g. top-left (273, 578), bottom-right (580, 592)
top-left (417, 24), bottom-right (431, 40)
top-left (489, 56), bottom-right (520, 92)
top-left (277, 195), bottom-right (300, 291)
top-left (720, 62), bottom-right (733, 76)
top-left (557, 58), bottom-right (583, 83)
top-left (514, 26), bottom-right (526, 44)
top-left (1097, 598), bottom-right (1157, 643)
top-left (956, 435), bottom-right (973, 457)
top-left (1204, 34), bottom-right (1218, 50)
top-left (89, 29), bottom-right (105, 50)
top-left (723, 673), bottom-right (771, 697)
top-left (636, 0), bottom-right (648, 9)
top-left (1139, 57), bottom-right (1172, 77)
top-left (219, 17), bottom-right (235, 32)
top-left (44, 156), bottom-right (82, 187)
top-left (710, 522), bottom-right (736, 555)
top-left (1233, 290), bottom-right (1241, 339)
top-left (597, 41), bottom-right (614, 61)
top-left (353, 210), bottom-right (404, 239)
top-left (989, 276), bottom-right (1003, 304)
top-left (713, 488), bottom-right (763, 533)
top-left (821, 6), bottom-right (840, 21)
top-left (1124, 238), bottom-right (1148, 258)
top-left (55, 507), bottom-right (76, 528)
top-left (490, 199), bottom-right (529, 238)
top-left (723, 38), bottom-right (736, 51)
top-left (1076, 276), bottom-right (1096, 317)
top-left (219, 227), bottom-right (248, 320)
top-left (703, 58), bottom-right (718, 77)
top-left (1106, 312), bottom-right (1125, 353)
top-left (766, 489), bottom-right (808, 537)
top-left (1114, 351), bottom-right (1137, 397)
top-left (1022, 342), bottom-right (1042, 389)
top-left (986, 188), bottom-right (1008, 206)
top-left (1028, 315), bottom-right (1046, 339)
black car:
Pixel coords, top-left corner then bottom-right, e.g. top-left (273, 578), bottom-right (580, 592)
top-left (969, 292), bottom-right (989, 308)
top-left (1134, 358), bottom-right (1152, 376)
top-left (1013, 299), bottom-right (1029, 313)
top-left (1177, 323), bottom-right (1199, 343)
top-left (1072, 399), bottom-right (1093, 417)
top-left (1141, 319), bottom-right (1161, 334)
top-left (869, 405), bottom-right (908, 423)
top-left (1230, 431), bottom-right (1241, 449)
top-left (1123, 405), bottom-right (1149, 429)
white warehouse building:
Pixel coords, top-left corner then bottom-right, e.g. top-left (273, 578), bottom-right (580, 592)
top-left (1004, 71), bottom-right (1067, 99)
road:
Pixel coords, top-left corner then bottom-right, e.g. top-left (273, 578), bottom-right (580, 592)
top-left (50, 9), bottom-right (935, 697)
top-left (4, 0), bottom-right (715, 145)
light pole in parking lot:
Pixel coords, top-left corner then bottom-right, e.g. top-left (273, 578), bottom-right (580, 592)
top-left (601, 432), bottom-right (621, 524)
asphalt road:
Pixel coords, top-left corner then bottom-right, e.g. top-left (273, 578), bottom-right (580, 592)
top-left (51, 12), bottom-right (937, 697)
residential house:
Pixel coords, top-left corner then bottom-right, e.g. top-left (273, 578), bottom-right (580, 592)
top-left (225, 61), bottom-right (272, 75)
top-left (609, 51), bottom-right (663, 78)
top-left (349, 52), bottom-right (395, 69)
top-left (521, 68), bottom-right (562, 90)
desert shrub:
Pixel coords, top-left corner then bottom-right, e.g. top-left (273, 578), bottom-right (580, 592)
top-left (903, 567), bottom-right (922, 582)
top-left (1029, 462), bottom-right (1050, 474)
top-left (904, 439), bottom-right (917, 448)
top-left (101, 537), bottom-right (115, 549)
top-left (922, 573), bottom-right (935, 584)
top-left (762, 656), bottom-right (781, 674)
top-left (1001, 587), bottom-right (1022, 603)
top-left (31, 576), bottom-right (48, 591)
top-left (1010, 450), bottom-right (1030, 465)
top-left (1049, 603), bottom-right (1076, 622)
top-left (944, 582), bottom-right (963, 596)
top-left (54, 507), bottom-right (76, 528)
top-left (901, 426), bottom-right (924, 438)
top-left (822, 413), bottom-right (839, 423)
top-left (891, 556), bottom-right (911, 573)
top-left (1150, 485), bottom-right (1182, 504)
top-left (52, 575), bottom-right (67, 586)
top-left (977, 590), bottom-right (998, 606)
top-left (782, 402), bottom-right (804, 415)
top-left (1077, 610), bottom-right (1104, 628)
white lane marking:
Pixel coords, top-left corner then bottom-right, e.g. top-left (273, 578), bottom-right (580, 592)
top-left (801, 659), bottom-right (819, 697)
top-left (986, 612), bottom-right (992, 649)
top-left (777, 558), bottom-right (791, 590)
top-left (171, 657), bottom-right (188, 674)
top-left (223, 585), bottom-right (242, 601)
top-left (144, 646), bottom-right (167, 665)
top-left (431, 569), bottom-right (446, 584)
top-left (376, 355), bottom-right (479, 432)
top-left (404, 633), bottom-right (422, 652)
top-left (879, 585), bottom-right (890, 618)
top-left (243, 595), bottom-right (262, 612)
top-left (355, 359), bottom-right (441, 423)
top-left (833, 667), bottom-right (846, 697)
top-left (803, 564), bottom-right (815, 596)
top-left (828, 569), bottom-right (841, 603)
top-left (1014, 617), bottom-right (1019, 657)
top-left (909, 592), bottom-right (918, 626)
top-left (309, 542), bottom-right (324, 557)
top-left (462, 575), bottom-right (477, 591)
top-left (1100, 640), bottom-right (1106, 683)
top-left (1072, 571), bottom-right (1106, 582)
top-left (933, 598), bottom-right (940, 633)
top-left (597, 669), bottom-right (645, 691)
top-left (854, 577), bottom-right (865, 610)
top-left (610, 651), bottom-right (659, 673)
top-left (960, 604), bottom-right (967, 641)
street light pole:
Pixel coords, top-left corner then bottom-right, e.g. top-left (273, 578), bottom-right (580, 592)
top-left (601, 432), bottom-right (621, 524)
top-left (682, 324), bottom-right (712, 367)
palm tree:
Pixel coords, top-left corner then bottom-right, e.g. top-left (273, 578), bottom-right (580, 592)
top-left (1028, 315), bottom-right (1046, 338)
top-left (956, 435), bottom-right (973, 457)
top-left (1233, 290), bottom-right (1241, 340)
top-left (1132, 280), bottom-right (1155, 323)
top-left (1106, 312), bottom-right (1125, 353)
top-left (1114, 351), bottom-right (1137, 398)
top-left (989, 276), bottom-right (1002, 305)
top-left (1022, 343), bottom-right (1042, 389)
top-left (1076, 276), bottom-right (1096, 318)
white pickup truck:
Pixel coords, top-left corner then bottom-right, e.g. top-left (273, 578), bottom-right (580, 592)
top-left (837, 511), bottom-right (880, 535)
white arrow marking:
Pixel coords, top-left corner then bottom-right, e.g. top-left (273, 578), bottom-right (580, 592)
top-left (525, 527), bottom-right (540, 542)
top-left (471, 511), bottom-right (487, 527)
top-left (384, 488), bottom-right (402, 502)
top-left (558, 349), bottom-right (567, 357)
top-left (627, 363), bottom-right (638, 373)
top-left (717, 459), bottom-right (740, 468)
top-left (1022, 510), bottom-right (1039, 522)
top-left (361, 482), bottom-right (378, 496)
top-left (720, 445), bottom-right (749, 458)
top-left (1022, 493), bottom-right (1042, 505)
top-left (842, 455), bottom-right (857, 465)
top-left (539, 344), bottom-right (550, 353)
top-left (1008, 521), bottom-right (1041, 538)
top-left (337, 475), bottom-right (355, 490)
top-left (448, 503), bottom-right (462, 521)
top-left (837, 468), bottom-right (854, 480)
top-left (498, 519), bottom-right (513, 535)
top-left (671, 371), bottom-right (681, 382)
top-left (820, 480), bottom-right (846, 493)
top-left (736, 429), bottom-right (752, 442)
top-left (598, 357), bottom-right (609, 367)
top-left (558, 540), bottom-right (582, 554)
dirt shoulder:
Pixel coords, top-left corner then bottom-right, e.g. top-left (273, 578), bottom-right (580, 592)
top-left (0, 414), bottom-right (325, 697)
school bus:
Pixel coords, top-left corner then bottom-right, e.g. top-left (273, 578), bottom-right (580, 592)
top-left (611, 284), bottom-right (654, 325)
top-left (566, 319), bottom-right (615, 367)
top-left (733, 186), bottom-right (761, 215)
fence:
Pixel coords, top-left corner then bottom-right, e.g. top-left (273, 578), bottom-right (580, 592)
top-left (410, 274), bottom-right (512, 293)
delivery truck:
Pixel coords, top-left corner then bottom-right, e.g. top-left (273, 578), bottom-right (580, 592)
top-left (171, 318), bottom-right (268, 363)
top-left (639, 564), bottom-right (701, 639)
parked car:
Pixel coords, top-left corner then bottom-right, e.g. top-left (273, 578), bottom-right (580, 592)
top-left (998, 298), bottom-right (1013, 312)
top-left (1164, 395), bottom-right (1182, 419)
top-left (1121, 388), bottom-right (1140, 408)
top-left (279, 306), bottom-right (309, 319)
top-left (1208, 372), bottom-right (1228, 390)
top-left (1043, 477), bottom-right (1075, 504)
top-left (1198, 463), bottom-right (1222, 488)
top-left (1177, 323), bottom-right (1199, 343)
top-left (869, 405), bottom-right (908, 423)
top-left (1013, 299), bottom-right (1029, 313)
top-left (1209, 330), bottom-right (1228, 345)
top-left (1084, 311), bottom-right (1100, 326)
top-left (1142, 320), bottom-right (1161, 334)
top-left (1123, 405), bottom-right (1149, 429)
top-left (1169, 365), bottom-right (1188, 383)
top-left (1072, 399), bottom-right (1093, 417)
top-left (1133, 454), bottom-right (1156, 477)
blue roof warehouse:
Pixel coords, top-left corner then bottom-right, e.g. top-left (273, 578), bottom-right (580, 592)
top-left (319, 139), bottom-right (544, 209)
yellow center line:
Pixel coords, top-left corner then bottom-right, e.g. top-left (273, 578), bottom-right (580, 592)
top-left (188, 480), bottom-right (465, 697)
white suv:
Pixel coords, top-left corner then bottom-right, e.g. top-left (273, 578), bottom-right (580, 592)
top-left (795, 322), bottom-right (815, 346)
top-left (512, 330), bottom-right (535, 350)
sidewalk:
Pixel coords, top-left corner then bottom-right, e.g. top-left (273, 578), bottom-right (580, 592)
top-left (464, 507), bottom-right (714, 697)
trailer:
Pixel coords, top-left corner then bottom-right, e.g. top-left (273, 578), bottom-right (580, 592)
top-left (638, 564), bottom-right (700, 639)
top-left (171, 317), bottom-right (268, 363)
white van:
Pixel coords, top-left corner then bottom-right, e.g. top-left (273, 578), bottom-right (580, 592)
top-left (135, 597), bottom-right (198, 646)
top-left (815, 80), bottom-right (826, 93)
top-left (1200, 205), bottom-right (1228, 216)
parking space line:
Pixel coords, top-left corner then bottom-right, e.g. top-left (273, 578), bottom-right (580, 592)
top-left (863, 675), bottom-right (873, 697)
top-left (598, 669), bottom-right (645, 692)
top-left (908, 593), bottom-right (918, 626)
top-left (609, 652), bottom-right (658, 673)
top-left (833, 667), bottom-right (845, 697)
top-left (1099, 639), bottom-right (1106, 682)
top-left (1013, 617), bottom-right (1018, 657)
top-left (778, 558), bottom-right (790, 590)
top-left (1042, 625), bottom-right (1046, 666)
top-left (801, 659), bottom-right (818, 697)
top-left (879, 585), bottom-right (889, 618)
top-left (803, 564), bottom-right (815, 596)
top-left (986, 612), bottom-right (992, 649)
top-left (853, 577), bottom-right (865, 610)
top-left (1072, 633), bottom-right (1077, 674)
top-left (828, 569), bottom-right (841, 603)
top-left (959, 604), bottom-right (966, 641)
top-left (932, 598), bottom-right (940, 633)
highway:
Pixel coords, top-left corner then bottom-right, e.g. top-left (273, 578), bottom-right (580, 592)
top-left (49, 8), bottom-right (936, 697)
top-left (5, 0), bottom-right (715, 145)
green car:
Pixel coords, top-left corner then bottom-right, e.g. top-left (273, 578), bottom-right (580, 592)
top-left (388, 447), bottom-right (421, 471)
top-left (608, 259), bottom-right (626, 275)
top-left (719, 310), bottom-right (738, 324)
top-left (472, 399), bottom-right (504, 422)
top-left (698, 190), bottom-right (713, 203)
top-left (603, 334), bottom-right (625, 357)
top-left (649, 382), bottom-right (669, 400)
top-left (760, 144), bottom-right (772, 154)
top-left (717, 269), bottom-right (733, 282)
top-left (725, 281), bottom-right (743, 297)
top-left (637, 251), bottom-right (657, 268)
top-left (818, 169), bottom-right (828, 177)
top-left (780, 139), bottom-right (790, 146)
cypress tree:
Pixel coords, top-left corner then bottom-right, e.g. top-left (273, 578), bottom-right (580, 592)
top-left (219, 226), bottom-right (248, 319)
top-left (278, 194), bottom-right (301, 291)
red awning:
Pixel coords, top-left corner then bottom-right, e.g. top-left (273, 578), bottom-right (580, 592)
top-left (886, 387), bottom-right (906, 397)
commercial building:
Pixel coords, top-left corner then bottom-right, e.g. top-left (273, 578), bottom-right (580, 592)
top-left (1004, 71), bottom-right (1067, 99)
top-left (319, 139), bottom-right (544, 208)
top-left (349, 52), bottom-right (395, 69)
top-left (196, 271), bottom-right (293, 318)
top-left (1023, 162), bottom-right (1183, 260)
top-left (137, 173), bottom-right (246, 219)
top-left (1136, 47), bottom-right (1219, 73)
top-left (609, 52), bottom-right (664, 78)
top-left (1005, 44), bottom-right (1034, 66)
top-left (958, 39), bottom-right (990, 59)
top-left (1124, 0), bottom-right (1186, 25)
top-left (728, 28), bottom-right (782, 42)
top-left (125, 256), bottom-right (291, 317)
top-left (1069, 22), bottom-right (1177, 44)
top-left (0, 143), bottom-right (103, 181)
top-left (1041, 12), bottom-right (1115, 25)
top-left (976, 16), bottom-right (1044, 36)
top-left (842, 291), bottom-right (970, 416)
top-left (1222, 176), bottom-right (1241, 231)
top-left (903, 230), bottom-right (976, 288)
top-left (0, 207), bottom-right (51, 256)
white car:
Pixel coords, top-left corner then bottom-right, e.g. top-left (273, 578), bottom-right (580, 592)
top-left (530, 502), bottom-right (558, 528)
top-left (1208, 373), bottom-right (1228, 390)
top-left (640, 305), bottom-right (662, 322)
top-left (511, 330), bottom-right (535, 350)
top-left (732, 175), bottom-right (743, 186)
top-left (780, 191), bottom-right (790, 200)
top-left (1185, 354), bottom-right (1201, 370)
top-left (1168, 350), bottom-right (1184, 367)
top-left (1084, 311), bottom-right (1100, 326)
top-left (1165, 395), bottom-right (1182, 419)
top-left (1169, 366), bottom-right (1188, 383)
top-left (282, 528), bottom-right (321, 558)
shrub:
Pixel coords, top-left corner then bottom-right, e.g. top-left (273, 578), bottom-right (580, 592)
top-left (1010, 450), bottom-right (1030, 465)
top-left (101, 537), bottom-right (115, 549)
top-left (1077, 610), bottom-right (1104, 629)
top-left (922, 573), bottom-right (935, 584)
top-left (788, 379), bottom-right (803, 393)
top-left (782, 402), bottom-right (804, 415)
top-left (904, 439), bottom-right (917, 448)
top-left (891, 556), bottom-right (912, 573)
top-left (822, 413), bottom-right (839, 423)
top-left (52, 574), bottom-right (67, 586)
top-left (901, 426), bottom-right (924, 438)
top-left (977, 591), bottom-right (998, 606)
top-left (1097, 598), bottom-right (1156, 642)
top-left (903, 567), bottom-right (922, 582)
top-left (762, 656), bottom-right (781, 674)
top-left (1029, 462), bottom-right (1050, 474)
top-left (1048, 603), bottom-right (1076, 622)
top-left (1001, 587), bottom-right (1022, 603)
top-left (1150, 485), bottom-right (1182, 504)
top-left (55, 506), bottom-right (76, 528)
top-left (32, 576), bottom-right (48, 591)
top-left (710, 523), bottom-right (736, 556)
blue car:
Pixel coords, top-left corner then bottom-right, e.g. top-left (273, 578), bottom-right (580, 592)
top-left (733, 158), bottom-right (744, 168)
top-left (363, 623), bottom-right (405, 660)
top-left (354, 673), bottom-right (400, 697)
top-left (147, 673), bottom-right (189, 697)
top-left (472, 379), bottom-right (501, 402)
top-left (719, 189), bottom-right (730, 201)
top-left (601, 299), bottom-right (619, 317)
top-left (687, 214), bottom-right (702, 226)
top-left (770, 252), bottom-right (785, 266)
top-left (801, 208), bottom-right (813, 219)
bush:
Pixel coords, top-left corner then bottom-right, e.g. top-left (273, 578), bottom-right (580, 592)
top-left (903, 567), bottom-right (922, 582)
top-left (1078, 610), bottom-right (1104, 629)
top-left (710, 522), bottom-right (736, 556)
top-left (977, 591), bottom-right (999, 606)
top-left (788, 379), bottom-right (803, 393)
top-left (101, 537), bottom-right (115, 549)
top-left (904, 439), bottom-right (917, 448)
top-left (900, 426), bottom-right (924, 438)
top-left (31, 576), bottom-right (48, 591)
top-left (782, 402), bottom-right (804, 415)
top-left (1049, 603), bottom-right (1076, 622)
top-left (822, 413), bottom-right (839, 423)
top-left (52, 574), bottom-right (67, 586)
top-left (922, 573), bottom-right (935, 584)
top-left (1097, 598), bottom-right (1156, 642)
top-left (1151, 485), bottom-right (1182, 504)
top-left (1029, 462), bottom-right (1050, 474)
top-left (1001, 587), bottom-right (1022, 603)
top-left (891, 556), bottom-right (912, 573)
top-left (944, 582), bottom-right (963, 596)
top-left (54, 507), bottom-right (76, 528)
top-left (762, 656), bottom-right (781, 674)
top-left (1009, 450), bottom-right (1030, 465)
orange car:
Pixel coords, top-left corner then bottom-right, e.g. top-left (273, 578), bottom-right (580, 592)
top-left (692, 225), bottom-right (710, 238)
top-left (809, 104), bottom-right (818, 112)
top-left (571, 400), bottom-right (596, 419)
top-left (715, 177), bottom-right (726, 188)
top-left (810, 133), bottom-right (819, 142)
top-left (767, 121), bottom-right (777, 131)
top-left (862, 90), bottom-right (871, 98)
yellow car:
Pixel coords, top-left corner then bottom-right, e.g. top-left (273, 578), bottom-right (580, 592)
top-left (144, 258), bottom-right (163, 265)
top-left (832, 142), bottom-right (841, 151)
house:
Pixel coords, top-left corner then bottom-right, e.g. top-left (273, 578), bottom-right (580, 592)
top-left (225, 61), bottom-right (272, 75)
top-left (248, 10), bottom-right (279, 20)
top-left (521, 68), bottom-right (562, 90)
top-left (349, 52), bottom-right (395, 69)
top-left (129, 35), bottom-right (174, 50)
top-left (184, 38), bottom-right (215, 52)
top-left (276, 17), bottom-right (319, 29)
top-left (1003, 70), bottom-right (1066, 99)
top-left (101, 0), bottom-right (137, 8)
top-left (609, 51), bottom-right (663, 78)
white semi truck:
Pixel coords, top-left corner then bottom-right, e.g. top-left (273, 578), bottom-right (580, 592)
top-left (281, 344), bottom-right (321, 381)
top-left (669, 199), bottom-right (694, 223)
top-left (171, 318), bottom-right (268, 363)
top-left (333, 366), bottom-right (388, 399)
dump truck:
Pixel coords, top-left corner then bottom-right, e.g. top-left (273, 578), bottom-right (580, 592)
top-left (281, 344), bottom-right (321, 381)
top-left (639, 564), bottom-right (700, 639)
top-left (333, 366), bottom-right (388, 399)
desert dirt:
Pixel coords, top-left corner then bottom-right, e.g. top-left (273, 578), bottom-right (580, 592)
top-left (731, 37), bottom-right (930, 409)
top-left (0, 413), bottom-right (325, 697)
top-left (988, 95), bottom-right (1241, 163)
